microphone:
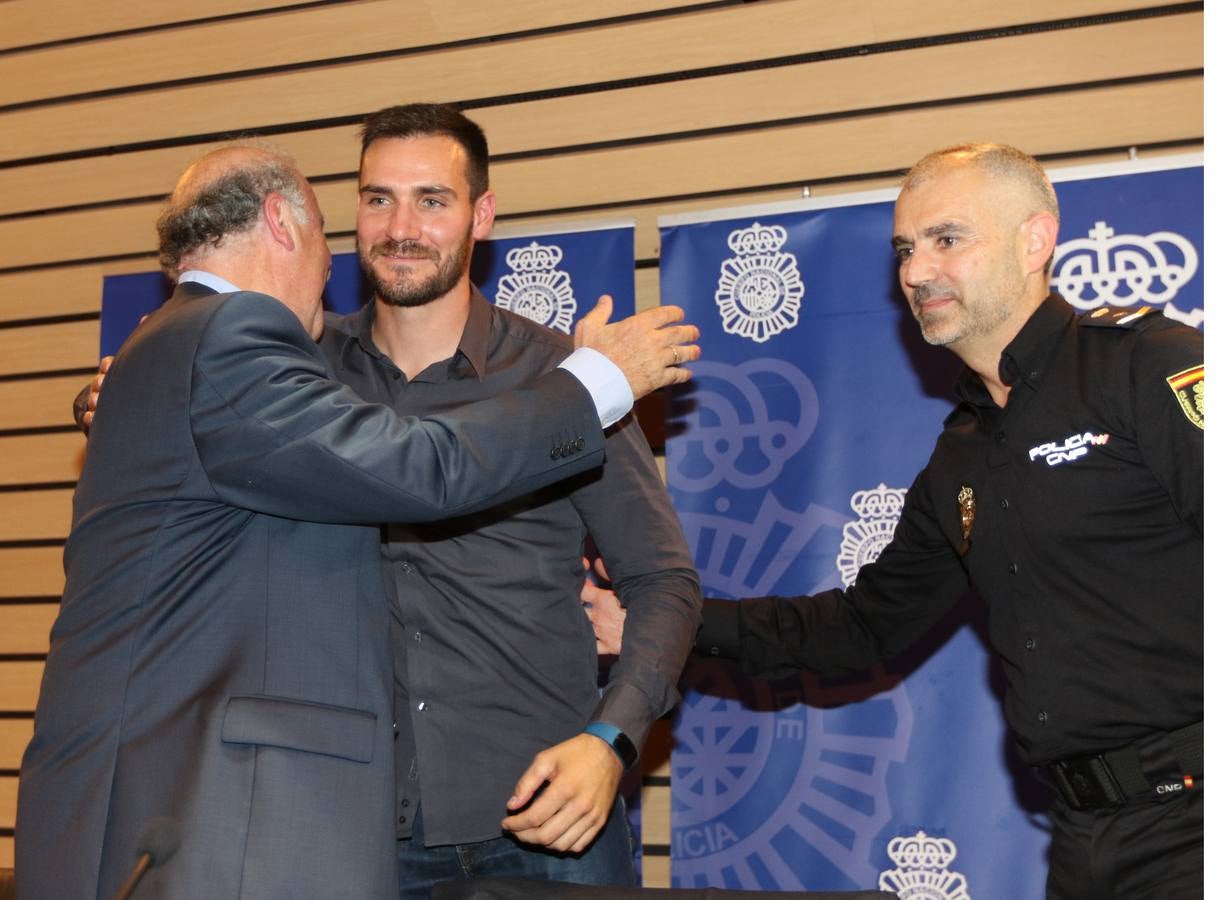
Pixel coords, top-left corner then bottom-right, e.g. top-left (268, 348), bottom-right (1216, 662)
top-left (111, 817), bottom-right (181, 900)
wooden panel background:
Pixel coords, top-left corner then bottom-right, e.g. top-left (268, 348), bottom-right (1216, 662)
top-left (0, 0), bottom-right (1203, 879)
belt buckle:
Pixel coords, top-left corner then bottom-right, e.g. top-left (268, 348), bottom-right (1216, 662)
top-left (1050, 755), bottom-right (1126, 810)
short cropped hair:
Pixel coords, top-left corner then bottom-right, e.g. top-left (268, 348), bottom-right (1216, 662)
top-left (360, 103), bottom-right (490, 200)
top-left (157, 151), bottom-right (308, 276)
top-left (902, 142), bottom-right (1060, 222)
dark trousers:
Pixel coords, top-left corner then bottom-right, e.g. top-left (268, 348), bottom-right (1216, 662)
top-left (397, 799), bottom-right (636, 900)
top-left (1046, 787), bottom-right (1202, 899)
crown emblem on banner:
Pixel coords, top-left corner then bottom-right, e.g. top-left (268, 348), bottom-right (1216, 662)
top-left (726, 222), bottom-right (788, 256)
top-left (887, 831), bottom-right (957, 870)
top-left (504, 241), bottom-right (565, 273)
top-left (837, 484), bottom-right (907, 587)
top-left (1052, 220), bottom-right (1201, 327)
top-left (495, 240), bottom-right (578, 333)
top-left (714, 221), bottom-right (805, 344)
top-left (849, 483), bottom-right (907, 519)
top-left (878, 830), bottom-right (971, 899)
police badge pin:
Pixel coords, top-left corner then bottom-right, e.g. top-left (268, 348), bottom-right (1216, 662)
top-left (957, 485), bottom-right (975, 556)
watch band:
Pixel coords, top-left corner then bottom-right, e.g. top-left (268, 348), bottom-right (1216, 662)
top-left (583, 722), bottom-right (638, 769)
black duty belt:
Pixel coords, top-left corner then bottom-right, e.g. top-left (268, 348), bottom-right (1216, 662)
top-left (1044, 721), bottom-right (1203, 811)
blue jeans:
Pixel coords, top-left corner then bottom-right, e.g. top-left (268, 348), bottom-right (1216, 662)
top-left (396, 799), bottom-right (636, 899)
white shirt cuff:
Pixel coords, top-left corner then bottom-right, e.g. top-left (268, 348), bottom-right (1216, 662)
top-left (558, 347), bottom-right (633, 429)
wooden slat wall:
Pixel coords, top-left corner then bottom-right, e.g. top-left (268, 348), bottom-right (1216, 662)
top-left (0, 0), bottom-right (316, 52)
top-left (0, 0), bottom-right (1203, 878)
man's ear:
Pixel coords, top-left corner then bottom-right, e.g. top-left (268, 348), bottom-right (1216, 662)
top-left (1021, 211), bottom-right (1059, 276)
top-left (262, 192), bottom-right (298, 252)
top-left (472, 191), bottom-right (496, 241)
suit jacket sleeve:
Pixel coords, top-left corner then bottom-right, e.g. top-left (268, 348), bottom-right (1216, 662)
top-left (190, 292), bottom-right (606, 524)
top-left (572, 415), bottom-right (702, 752)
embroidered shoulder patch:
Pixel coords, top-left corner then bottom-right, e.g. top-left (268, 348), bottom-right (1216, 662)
top-left (1166, 365), bottom-right (1204, 430)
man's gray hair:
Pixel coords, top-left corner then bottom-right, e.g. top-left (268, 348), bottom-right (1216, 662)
top-left (902, 142), bottom-right (1060, 222)
top-left (157, 151), bottom-right (309, 276)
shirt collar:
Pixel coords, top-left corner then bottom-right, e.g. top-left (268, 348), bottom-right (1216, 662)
top-left (454, 287), bottom-right (493, 380)
top-left (179, 269), bottom-right (240, 294)
top-left (347, 283), bottom-right (494, 380)
top-left (954, 292), bottom-right (1075, 408)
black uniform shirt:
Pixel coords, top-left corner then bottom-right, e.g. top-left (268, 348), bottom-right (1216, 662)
top-left (320, 291), bottom-right (701, 844)
top-left (700, 295), bottom-right (1202, 765)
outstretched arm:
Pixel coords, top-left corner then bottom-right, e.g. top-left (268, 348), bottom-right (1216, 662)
top-left (189, 292), bottom-right (609, 525)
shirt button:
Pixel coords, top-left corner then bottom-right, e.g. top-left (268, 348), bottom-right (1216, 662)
top-left (1024, 638), bottom-right (1036, 651)
top-left (1008, 562), bottom-right (1020, 575)
top-left (1000, 498), bottom-right (1009, 510)
top-left (417, 701), bottom-right (429, 712)
top-left (401, 799), bottom-right (409, 808)
top-left (994, 430), bottom-right (1005, 443)
top-left (400, 562), bottom-right (412, 574)
top-left (413, 631), bottom-right (422, 642)
top-left (399, 816), bottom-right (407, 824)
top-left (393, 372), bottom-right (402, 381)
top-left (1037, 711), bottom-right (1048, 723)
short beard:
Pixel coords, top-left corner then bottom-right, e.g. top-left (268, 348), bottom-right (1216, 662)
top-left (910, 283), bottom-right (961, 346)
top-left (910, 281), bottom-right (1013, 348)
top-left (359, 234), bottom-right (472, 308)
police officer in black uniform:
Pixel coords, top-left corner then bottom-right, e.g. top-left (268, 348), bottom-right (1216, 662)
top-left (685, 144), bottom-right (1203, 899)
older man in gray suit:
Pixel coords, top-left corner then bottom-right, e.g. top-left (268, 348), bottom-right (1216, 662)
top-left (15, 146), bottom-right (698, 899)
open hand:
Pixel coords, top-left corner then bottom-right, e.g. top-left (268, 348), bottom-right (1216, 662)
top-left (574, 295), bottom-right (699, 400)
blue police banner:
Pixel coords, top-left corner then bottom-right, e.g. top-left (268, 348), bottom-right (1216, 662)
top-left (99, 271), bottom-right (173, 357)
top-left (99, 222), bottom-right (636, 355)
top-left (658, 154), bottom-right (1203, 896)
